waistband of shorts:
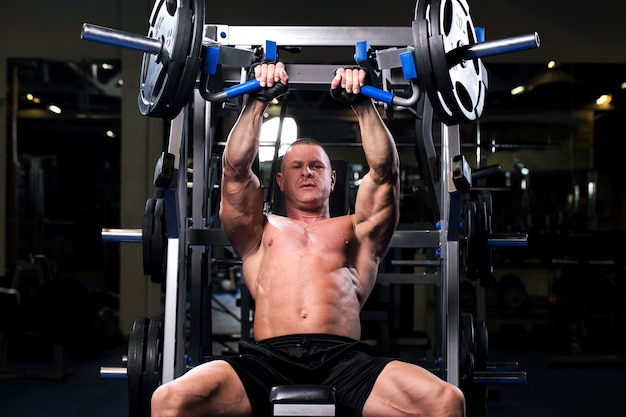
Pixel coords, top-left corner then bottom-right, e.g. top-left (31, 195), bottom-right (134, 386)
top-left (257, 333), bottom-right (358, 348)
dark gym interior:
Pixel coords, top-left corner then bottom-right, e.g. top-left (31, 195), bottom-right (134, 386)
top-left (1, 2), bottom-right (626, 417)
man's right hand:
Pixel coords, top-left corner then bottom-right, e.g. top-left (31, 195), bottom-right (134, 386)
top-left (250, 61), bottom-right (289, 102)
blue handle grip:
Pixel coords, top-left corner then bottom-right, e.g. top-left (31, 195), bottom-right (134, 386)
top-left (360, 85), bottom-right (395, 104)
top-left (224, 79), bottom-right (261, 99)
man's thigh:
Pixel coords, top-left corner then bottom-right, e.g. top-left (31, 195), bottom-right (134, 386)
top-left (363, 360), bottom-right (452, 417)
top-left (172, 359), bottom-right (253, 416)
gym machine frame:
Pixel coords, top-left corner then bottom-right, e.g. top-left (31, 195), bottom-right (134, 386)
top-left (86, 0), bottom-right (539, 413)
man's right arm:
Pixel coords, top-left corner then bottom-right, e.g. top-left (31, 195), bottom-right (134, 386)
top-left (219, 62), bottom-right (289, 259)
top-left (219, 98), bottom-right (267, 260)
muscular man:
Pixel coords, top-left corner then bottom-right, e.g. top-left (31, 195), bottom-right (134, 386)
top-left (151, 62), bottom-right (465, 417)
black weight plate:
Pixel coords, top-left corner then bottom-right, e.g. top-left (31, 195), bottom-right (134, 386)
top-left (459, 280), bottom-right (476, 309)
top-left (460, 313), bottom-right (475, 373)
top-left (142, 316), bottom-right (164, 417)
top-left (472, 319), bottom-right (489, 416)
top-left (474, 319), bottom-right (488, 370)
top-left (465, 202), bottom-right (489, 281)
top-left (429, 0), bottom-right (487, 124)
top-left (150, 198), bottom-right (166, 283)
top-left (142, 198), bottom-right (156, 276)
top-left (128, 316), bottom-right (150, 417)
top-left (463, 202), bottom-right (477, 279)
top-left (413, 0), bottom-right (445, 119)
top-left (476, 202), bottom-right (491, 281)
top-left (459, 313), bottom-right (477, 414)
top-left (161, 0), bottom-right (205, 119)
top-left (138, 0), bottom-right (193, 118)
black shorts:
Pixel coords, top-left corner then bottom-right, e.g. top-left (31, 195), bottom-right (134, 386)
top-left (219, 334), bottom-right (393, 417)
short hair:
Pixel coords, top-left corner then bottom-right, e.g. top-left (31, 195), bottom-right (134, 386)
top-left (279, 138), bottom-right (330, 172)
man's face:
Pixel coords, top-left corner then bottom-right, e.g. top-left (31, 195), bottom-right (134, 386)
top-left (276, 143), bottom-right (336, 211)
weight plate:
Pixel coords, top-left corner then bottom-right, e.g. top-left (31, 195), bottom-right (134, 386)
top-left (414, 0), bottom-right (487, 125)
top-left (138, 0), bottom-right (199, 119)
top-left (472, 320), bottom-right (489, 416)
top-left (459, 280), bottom-right (476, 309)
top-left (142, 198), bottom-right (156, 276)
top-left (164, 0), bottom-right (205, 119)
top-left (460, 313), bottom-right (477, 415)
top-left (413, 0), bottom-right (443, 120)
top-left (150, 198), bottom-right (167, 283)
top-left (473, 319), bottom-right (488, 370)
top-left (464, 202), bottom-right (489, 281)
top-left (430, 0), bottom-right (487, 124)
top-left (128, 316), bottom-right (149, 417)
top-left (459, 312), bottom-right (475, 381)
top-left (143, 316), bottom-right (164, 417)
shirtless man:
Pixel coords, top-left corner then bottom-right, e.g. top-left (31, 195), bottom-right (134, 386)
top-left (151, 62), bottom-right (465, 417)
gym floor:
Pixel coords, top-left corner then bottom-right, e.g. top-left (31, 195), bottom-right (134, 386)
top-left (2, 333), bottom-right (625, 417)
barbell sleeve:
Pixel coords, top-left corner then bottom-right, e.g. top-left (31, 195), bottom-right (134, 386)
top-left (448, 32), bottom-right (540, 66)
top-left (487, 234), bottom-right (528, 247)
top-left (100, 366), bottom-right (128, 380)
top-left (101, 228), bottom-right (143, 243)
top-left (81, 23), bottom-right (163, 55)
top-left (473, 370), bottom-right (527, 385)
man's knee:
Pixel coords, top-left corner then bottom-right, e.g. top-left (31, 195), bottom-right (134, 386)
top-left (151, 361), bottom-right (250, 417)
top-left (438, 382), bottom-right (466, 417)
top-left (151, 382), bottom-right (183, 417)
top-left (418, 379), bottom-right (466, 417)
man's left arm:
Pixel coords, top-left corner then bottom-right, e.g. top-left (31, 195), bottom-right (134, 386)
top-left (352, 99), bottom-right (400, 258)
top-left (330, 68), bottom-right (400, 300)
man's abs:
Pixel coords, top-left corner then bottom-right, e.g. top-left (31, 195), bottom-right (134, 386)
top-left (251, 267), bottom-right (363, 340)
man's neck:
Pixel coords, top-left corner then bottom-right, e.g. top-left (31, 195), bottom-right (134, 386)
top-left (285, 207), bottom-right (330, 224)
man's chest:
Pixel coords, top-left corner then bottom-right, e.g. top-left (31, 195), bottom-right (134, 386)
top-left (263, 215), bottom-right (356, 257)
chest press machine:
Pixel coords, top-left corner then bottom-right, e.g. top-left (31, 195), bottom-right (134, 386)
top-left (87, 0), bottom-right (538, 416)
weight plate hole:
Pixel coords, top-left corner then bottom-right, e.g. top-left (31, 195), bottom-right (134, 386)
top-left (166, 0), bottom-right (177, 16)
top-left (455, 81), bottom-right (474, 112)
top-left (443, 0), bottom-right (453, 36)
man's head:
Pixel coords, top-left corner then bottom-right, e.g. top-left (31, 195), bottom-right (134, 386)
top-left (276, 138), bottom-right (336, 216)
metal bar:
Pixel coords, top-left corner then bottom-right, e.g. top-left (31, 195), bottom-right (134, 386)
top-left (461, 33), bottom-right (540, 61)
top-left (101, 228), bottom-right (142, 242)
top-left (161, 238), bottom-right (180, 384)
top-left (81, 23), bottom-right (162, 55)
top-left (390, 229), bottom-right (441, 248)
top-left (219, 64), bottom-right (364, 90)
top-left (442, 123), bottom-right (462, 387)
top-left (390, 259), bottom-right (441, 267)
top-left (99, 367), bottom-right (127, 380)
top-left (206, 25), bottom-right (413, 47)
top-left (218, 63), bottom-right (415, 93)
top-left (189, 91), bottom-right (209, 364)
top-left (488, 234), bottom-right (528, 247)
top-left (473, 371), bottom-right (527, 385)
top-left (377, 272), bottom-right (439, 285)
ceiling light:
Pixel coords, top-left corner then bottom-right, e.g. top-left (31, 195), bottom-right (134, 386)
top-left (47, 104), bottom-right (62, 114)
top-left (595, 94), bottom-right (612, 106)
top-left (511, 85), bottom-right (525, 95)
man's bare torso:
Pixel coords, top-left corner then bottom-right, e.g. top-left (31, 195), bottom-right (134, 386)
top-left (241, 213), bottom-right (375, 341)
